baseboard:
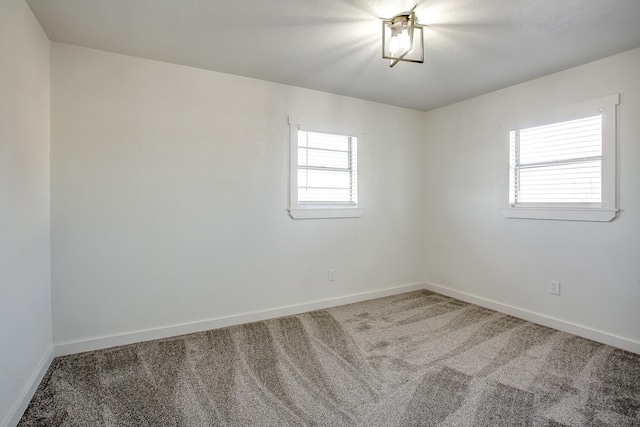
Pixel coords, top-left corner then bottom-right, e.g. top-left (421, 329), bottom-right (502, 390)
top-left (423, 282), bottom-right (640, 355)
top-left (55, 283), bottom-right (424, 356)
top-left (2, 345), bottom-right (54, 427)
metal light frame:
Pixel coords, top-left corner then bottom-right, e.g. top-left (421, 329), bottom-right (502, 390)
top-left (382, 11), bottom-right (424, 67)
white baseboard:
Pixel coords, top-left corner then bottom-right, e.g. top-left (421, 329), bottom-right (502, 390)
top-left (423, 282), bottom-right (640, 355)
top-left (55, 283), bottom-right (424, 356)
top-left (2, 345), bottom-right (54, 427)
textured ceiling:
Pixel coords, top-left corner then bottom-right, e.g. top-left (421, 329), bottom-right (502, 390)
top-left (26, 0), bottom-right (640, 111)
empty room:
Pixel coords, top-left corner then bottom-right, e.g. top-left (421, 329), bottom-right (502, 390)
top-left (2, 0), bottom-right (639, 425)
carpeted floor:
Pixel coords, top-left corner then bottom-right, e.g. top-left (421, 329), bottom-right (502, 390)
top-left (19, 290), bottom-right (640, 426)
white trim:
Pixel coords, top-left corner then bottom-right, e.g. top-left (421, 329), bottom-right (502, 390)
top-left (500, 207), bottom-right (617, 222)
top-left (2, 346), bottom-right (54, 427)
top-left (55, 283), bottom-right (423, 356)
top-left (289, 115), bottom-right (300, 211)
top-left (600, 94), bottom-right (618, 209)
top-left (289, 208), bottom-right (364, 219)
top-left (422, 282), bottom-right (640, 355)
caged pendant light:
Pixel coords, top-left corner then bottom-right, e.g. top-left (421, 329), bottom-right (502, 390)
top-left (382, 11), bottom-right (424, 67)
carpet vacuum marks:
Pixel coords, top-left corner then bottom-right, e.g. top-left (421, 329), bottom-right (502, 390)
top-left (19, 290), bottom-right (640, 426)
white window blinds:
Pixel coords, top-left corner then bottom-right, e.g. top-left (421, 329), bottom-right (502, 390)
top-left (297, 129), bottom-right (357, 206)
top-left (509, 112), bottom-right (602, 206)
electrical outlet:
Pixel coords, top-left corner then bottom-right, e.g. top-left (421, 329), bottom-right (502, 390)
top-left (328, 269), bottom-right (336, 282)
top-left (550, 280), bottom-right (561, 296)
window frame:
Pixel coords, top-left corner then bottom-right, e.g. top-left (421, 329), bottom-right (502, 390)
top-left (500, 94), bottom-right (619, 222)
top-left (288, 116), bottom-right (364, 219)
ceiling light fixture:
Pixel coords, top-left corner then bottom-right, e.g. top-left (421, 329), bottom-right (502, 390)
top-left (382, 10), bottom-right (424, 67)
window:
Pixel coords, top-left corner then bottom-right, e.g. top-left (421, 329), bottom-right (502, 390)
top-left (509, 113), bottom-right (602, 206)
top-left (288, 117), bottom-right (364, 219)
top-left (500, 94), bottom-right (619, 222)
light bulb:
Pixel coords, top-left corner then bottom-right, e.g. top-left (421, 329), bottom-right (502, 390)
top-left (389, 35), bottom-right (400, 54)
top-left (399, 29), bottom-right (411, 52)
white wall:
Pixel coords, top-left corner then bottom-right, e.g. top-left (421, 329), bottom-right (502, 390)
top-left (0, 1), bottom-right (53, 426)
top-left (423, 48), bottom-right (640, 347)
top-left (50, 43), bottom-right (425, 347)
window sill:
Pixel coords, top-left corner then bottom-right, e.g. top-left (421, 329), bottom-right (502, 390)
top-left (289, 208), bottom-right (364, 219)
top-left (500, 207), bottom-right (617, 222)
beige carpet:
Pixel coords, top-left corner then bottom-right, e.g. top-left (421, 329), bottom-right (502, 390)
top-left (19, 290), bottom-right (640, 426)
